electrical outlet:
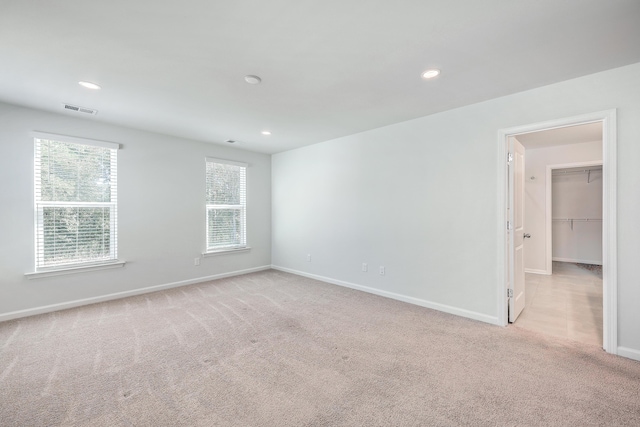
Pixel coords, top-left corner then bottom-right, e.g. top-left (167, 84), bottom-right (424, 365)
top-left (379, 266), bottom-right (385, 276)
top-left (307, 254), bottom-right (311, 262)
top-left (194, 257), bottom-right (200, 266)
top-left (362, 263), bottom-right (368, 272)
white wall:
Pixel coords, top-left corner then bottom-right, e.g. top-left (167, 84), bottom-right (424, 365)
top-left (0, 103), bottom-right (271, 317)
top-left (272, 62), bottom-right (640, 357)
top-left (523, 141), bottom-right (602, 273)
top-left (552, 167), bottom-right (603, 265)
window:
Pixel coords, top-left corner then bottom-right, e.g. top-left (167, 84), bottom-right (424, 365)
top-left (205, 158), bottom-right (247, 252)
top-left (34, 135), bottom-right (119, 270)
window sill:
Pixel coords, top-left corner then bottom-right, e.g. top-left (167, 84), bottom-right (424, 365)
top-left (25, 260), bottom-right (126, 279)
top-left (202, 247), bottom-right (251, 257)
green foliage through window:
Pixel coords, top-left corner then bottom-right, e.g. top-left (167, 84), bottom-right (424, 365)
top-left (205, 159), bottom-right (246, 250)
top-left (35, 138), bottom-right (118, 268)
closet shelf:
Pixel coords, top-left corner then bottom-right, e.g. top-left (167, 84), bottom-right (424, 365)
top-left (552, 218), bottom-right (602, 221)
top-left (552, 167), bottom-right (602, 183)
top-left (552, 169), bottom-right (601, 175)
top-left (552, 218), bottom-right (602, 230)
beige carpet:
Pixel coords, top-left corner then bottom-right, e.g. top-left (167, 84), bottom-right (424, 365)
top-left (1, 270), bottom-right (639, 426)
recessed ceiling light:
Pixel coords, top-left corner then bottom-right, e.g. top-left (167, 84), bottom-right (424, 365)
top-left (261, 130), bottom-right (271, 136)
top-left (421, 69), bottom-right (441, 79)
top-left (78, 81), bottom-right (101, 90)
top-left (244, 75), bottom-right (262, 85)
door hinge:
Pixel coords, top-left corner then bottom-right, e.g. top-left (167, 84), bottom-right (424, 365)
top-left (506, 220), bottom-right (512, 230)
top-left (507, 289), bottom-right (513, 298)
top-left (507, 152), bottom-right (513, 164)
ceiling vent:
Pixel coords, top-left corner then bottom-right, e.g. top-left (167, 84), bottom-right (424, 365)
top-left (62, 103), bottom-right (98, 115)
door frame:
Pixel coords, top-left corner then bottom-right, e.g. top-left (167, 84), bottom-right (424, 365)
top-left (496, 109), bottom-right (617, 354)
top-left (546, 160), bottom-right (603, 272)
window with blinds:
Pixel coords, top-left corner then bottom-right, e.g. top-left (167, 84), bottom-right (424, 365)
top-left (205, 158), bottom-right (247, 251)
top-left (34, 136), bottom-right (118, 269)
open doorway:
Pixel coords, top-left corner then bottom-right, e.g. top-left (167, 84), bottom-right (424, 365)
top-left (497, 110), bottom-right (617, 354)
top-left (516, 129), bottom-right (603, 346)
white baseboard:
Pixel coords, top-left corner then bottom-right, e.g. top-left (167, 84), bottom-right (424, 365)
top-left (271, 265), bottom-right (500, 326)
top-left (0, 265), bottom-right (271, 322)
top-left (617, 346), bottom-right (640, 362)
top-left (552, 257), bottom-right (603, 265)
top-left (525, 268), bottom-right (550, 275)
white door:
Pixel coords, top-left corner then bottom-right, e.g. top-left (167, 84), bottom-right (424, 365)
top-left (508, 138), bottom-right (526, 322)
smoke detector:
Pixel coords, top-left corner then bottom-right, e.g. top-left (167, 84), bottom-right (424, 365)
top-left (244, 75), bottom-right (262, 84)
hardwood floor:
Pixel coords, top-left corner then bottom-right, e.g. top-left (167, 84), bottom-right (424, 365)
top-left (514, 261), bottom-right (603, 347)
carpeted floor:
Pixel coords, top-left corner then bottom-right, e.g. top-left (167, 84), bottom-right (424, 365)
top-left (1, 270), bottom-right (639, 426)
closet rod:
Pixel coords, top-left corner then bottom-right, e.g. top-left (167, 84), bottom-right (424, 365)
top-left (552, 218), bottom-right (602, 230)
top-left (552, 218), bottom-right (602, 221)
top-left (552, 168), bottom-right (602, 183)
top-left (551, 169), bottom-right (602, 175)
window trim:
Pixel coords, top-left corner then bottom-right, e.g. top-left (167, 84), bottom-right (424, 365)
top-left (32, 131), bottom-right (120, 150)
top-left (205, 157), bottom-right (248, 254)
top-left (25, 260), bottom-right (125, 279)
top-left (201, 246), bottom-right (251, 257)
top-left (30, 133), bottom-right (121, 273)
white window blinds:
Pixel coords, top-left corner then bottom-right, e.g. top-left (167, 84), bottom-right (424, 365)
top-left (205, 158), bottom-right (247, 251)
top-left (34, 137), bottom-right (118, 269)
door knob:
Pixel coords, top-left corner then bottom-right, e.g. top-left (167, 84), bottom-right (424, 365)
top-left (523, 233), bottom-right (531, 238)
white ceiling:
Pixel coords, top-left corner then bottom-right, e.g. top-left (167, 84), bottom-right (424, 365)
top-left (1, 1), bottom-right (639, 154)
top-left (516, 122), bottom-right (603, 149)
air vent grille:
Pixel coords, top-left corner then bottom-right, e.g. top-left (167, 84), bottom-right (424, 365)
top-left (62, 103), bottom-right (98, 115)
